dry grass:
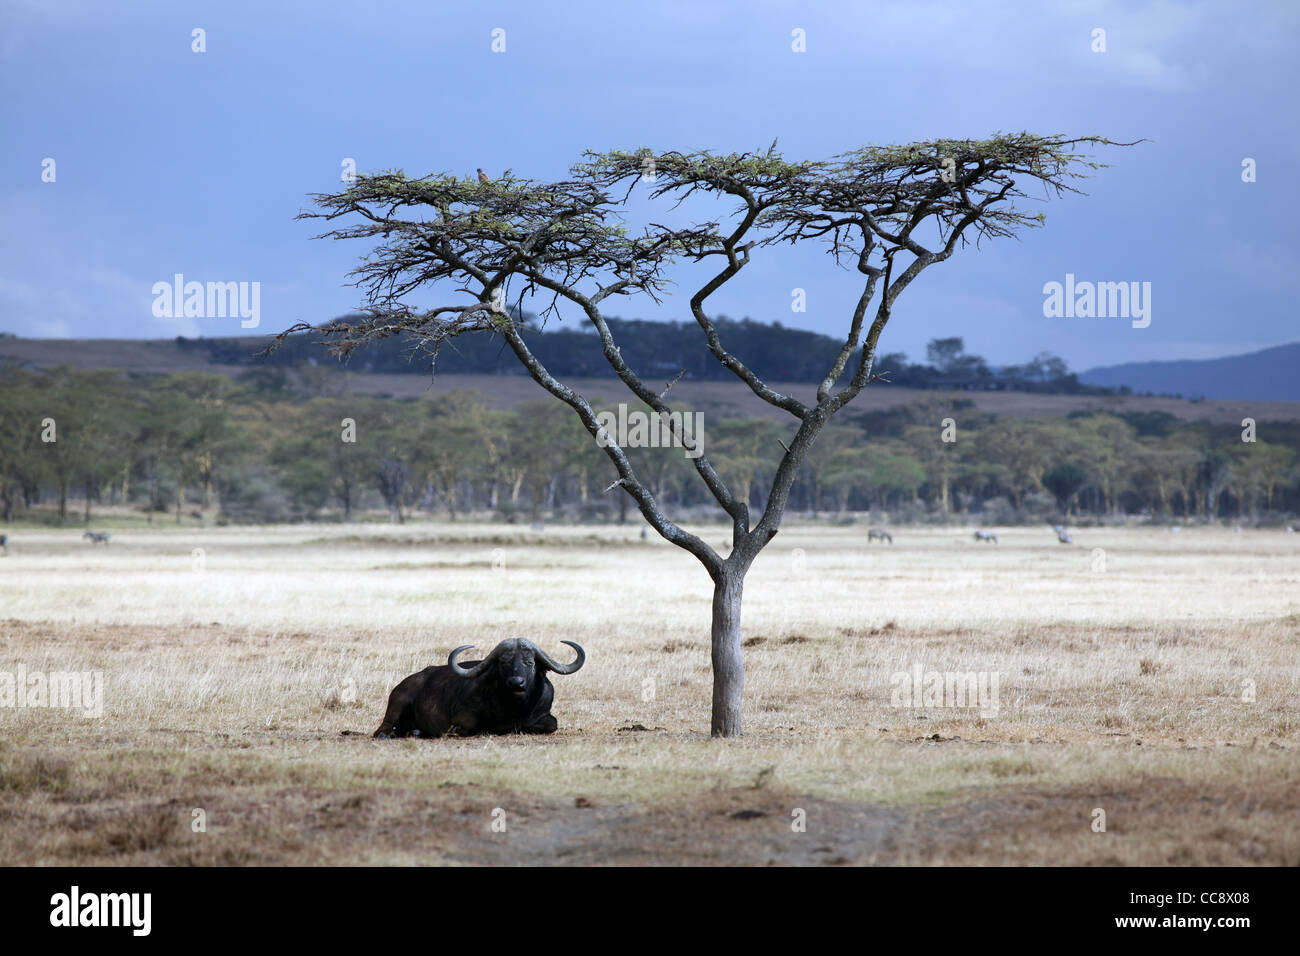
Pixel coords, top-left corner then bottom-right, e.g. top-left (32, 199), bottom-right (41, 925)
top-left (1, 519), bottom-right (1297, 865)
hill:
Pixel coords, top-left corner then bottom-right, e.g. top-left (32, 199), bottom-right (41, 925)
top-left (1081, 342), bottom-right (1300, 401)
top-left (2, 333), bottom-right (1299, 425)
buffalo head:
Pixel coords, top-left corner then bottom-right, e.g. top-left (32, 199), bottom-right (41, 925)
top-left (448, 638), bottom-right (585, 699)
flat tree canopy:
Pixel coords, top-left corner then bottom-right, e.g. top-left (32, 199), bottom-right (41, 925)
top-left (283, 133), bottom-right (1129, 736)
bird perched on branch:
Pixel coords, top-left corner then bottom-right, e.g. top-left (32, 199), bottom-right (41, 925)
top-left (477, 168), bottom-right (490, 183)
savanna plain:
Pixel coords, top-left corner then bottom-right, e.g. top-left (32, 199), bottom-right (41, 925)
top-left (1, 519), bottom-right (1296, 865)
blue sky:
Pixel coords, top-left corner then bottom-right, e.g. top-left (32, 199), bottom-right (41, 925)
top-left (1, 0), bottom-right (1296, 371)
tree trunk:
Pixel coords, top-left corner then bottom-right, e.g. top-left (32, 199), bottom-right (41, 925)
top-left (710, 571), bottom-right (744, 737)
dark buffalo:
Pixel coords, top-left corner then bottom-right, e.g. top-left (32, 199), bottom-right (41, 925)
top-left (867, 527), bottom-right (893, 544)
top-left (373, 638), bottom-right (585, 739)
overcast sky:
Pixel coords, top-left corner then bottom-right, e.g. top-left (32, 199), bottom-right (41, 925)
top-left (2, 0), bottom-right (1296, 371)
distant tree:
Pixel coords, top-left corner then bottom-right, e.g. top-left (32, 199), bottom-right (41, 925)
top-left (617, 399), bottom-right (696, 512)
top-left (1042, 461), bottom-right (1089, 516)
top-left (161, 374), bottom-right (238, 522)
top-left (710, 418), bottom-right (783, 512)
top-left (903, 422), bottom-right (960, 512)
top-left (981, 420), bottom-right (1056, 509)
top-left (1036, 352), bottom-right (1069, 382)
top-left (822, 444), bottom-right (871, 512)
top-left (875, 351), bottom-right (909, 374)
top-left (801, 423), bottom-right (862, 515)
top-left (511, 400), bottom-right (580, 521)
top-left (325, 401), bottom-right (367, 520)
top-left (863, 442), bottom-right (926, 510)
top-left (1198, 450), bottom-right (1233, 519)
top-left (0, 372), bottom-right (45, 522)
top-left (1162, 431), bottom-right (1205, 517)
top-left (1073, 414), bottom-right (1137, 514)
top-left (1250, 443), bottom-right (1295, 512)
top-left (375, 457), bottom-right (410, 523)
top-left (272, 435), bottom-right (332, 517)
top-left (926, 337), bottom-right (966, 373)
top-left (1130, 440), bottom-right (1178, 515)
top-left (413, 391), bottom-right (495, 520)
top-left (72, 371), bottom-right (132, 524)
top-left (282, 133), bottom-right (1128, 736)
top-left (236, 366), bottom-right (291, 395)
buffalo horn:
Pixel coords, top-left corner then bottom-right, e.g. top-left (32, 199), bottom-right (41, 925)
top-left (530, 639), bottom-right (585, 676)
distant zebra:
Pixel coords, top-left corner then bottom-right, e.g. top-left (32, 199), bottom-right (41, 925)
top-left (974, 530), bottom-right (998, 544)
top-left (83, 531), bottom-right (111, 545)
top-left (1053, 524), bottom-right (1073, 545)
top-left (867, 528), bottom-right (893, 544)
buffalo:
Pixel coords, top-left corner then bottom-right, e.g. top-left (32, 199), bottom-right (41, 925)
top-left (867, 528), bottom-right (893, 544)
top-left (373, 638), bottom-right (585, 739)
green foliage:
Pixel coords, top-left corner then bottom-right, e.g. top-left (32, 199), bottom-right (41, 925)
top-left (4, 366), bottom-right (1297, 525)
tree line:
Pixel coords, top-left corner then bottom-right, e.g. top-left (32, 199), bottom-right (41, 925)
top-left (1, 365), bottom-right (1296, 526)
top-left (178, 322), bottom-right (1109, 395)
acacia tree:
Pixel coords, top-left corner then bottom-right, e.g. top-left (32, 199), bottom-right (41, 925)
top-left (282, 133), bottom-right (1125, 737)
